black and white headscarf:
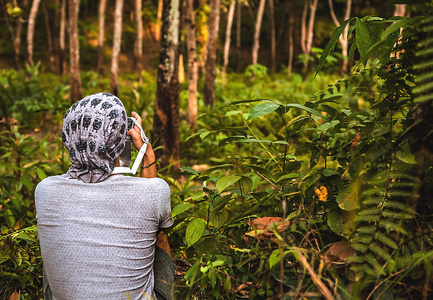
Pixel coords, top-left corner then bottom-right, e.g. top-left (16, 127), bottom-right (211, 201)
top-left (62, 93), bottom-right (128, 183)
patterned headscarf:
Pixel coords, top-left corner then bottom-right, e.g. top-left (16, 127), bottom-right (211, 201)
top-left (62, 93), bottom-right (128, 183)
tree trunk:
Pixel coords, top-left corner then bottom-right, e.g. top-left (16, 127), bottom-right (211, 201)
top-left (12, 1), bottom-right (28, 70)
top-left (222, 0), bottom-right (235, 85)
top-left (59, 0), bottom-right (67, 75)
top-left (268, 0), bottom-right (275, 73)
top-left (27, 0), bottom-right (42, 66)
top-left (42, 0), bottom-right (55, 70)
top-left (236, 0), bottom-right (241, 71)
top-left (300, 0), bottom-right (318, 70)
top-left (186, 0), bottom-right (198, 126)
top-left (328, 0), bottom-right (351, 73)
top-left (287, 2), bottom-right (294, 76)
top-left (155, 0), bottom-right (163, 40)
top-left (153, 0), bottom-right (181, 169)
top-left (252, 0), bottom-right (265, 65)
top-left (69, 0), bottom-right (82, 103)
top-left (203, 0), bottom-right (220, 108)
top-left (135, 0), bottom-right (143, 83)
top-left (97, 0), bottom-right (107, 75)
top-left (110, 0), bottom-right (124, 96)
top-left (394, 4), bottom-right (406, 17)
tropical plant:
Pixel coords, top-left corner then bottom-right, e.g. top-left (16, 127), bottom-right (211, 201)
top-left (170, 1), bottom-right (433, 298)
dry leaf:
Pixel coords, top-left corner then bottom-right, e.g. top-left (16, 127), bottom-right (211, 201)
top-left (246, 217), bottom-right (290, 240)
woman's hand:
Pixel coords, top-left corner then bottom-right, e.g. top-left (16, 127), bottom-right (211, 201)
top-left (127, 111), bottom-right (157, 178)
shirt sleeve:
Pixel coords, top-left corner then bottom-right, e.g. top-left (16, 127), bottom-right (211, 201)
top-left (158, 179), bottom-right (174, 229)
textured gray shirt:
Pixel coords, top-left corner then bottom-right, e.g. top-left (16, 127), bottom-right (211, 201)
top-left (35, 174), bottom-right (173, 299)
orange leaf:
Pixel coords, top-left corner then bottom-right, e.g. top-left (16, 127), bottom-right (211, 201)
top-left (315, 186), bottom-right (328, 202)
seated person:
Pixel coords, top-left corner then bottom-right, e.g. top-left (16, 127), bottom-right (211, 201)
top-left (35, 93), bottom-right (174, 299)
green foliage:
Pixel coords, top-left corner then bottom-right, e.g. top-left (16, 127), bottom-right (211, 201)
top-left (0, 226), bottom-right (42, 300)
top-left (171, 5), bottom-right (433, 299)
top-left (0, 64), bottom-right (70, 127)
top-left (0, 125), bottom-right (66, 230)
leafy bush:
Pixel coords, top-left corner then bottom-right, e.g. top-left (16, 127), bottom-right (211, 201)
top-left (170, 5), bottom-right (433, 299)
top-left (0, 225), bottom-right (42, 300)
top-left (0, 64), bottom-right (69, 128)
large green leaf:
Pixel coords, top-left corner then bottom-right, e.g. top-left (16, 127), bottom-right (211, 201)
top-left (172, 203), bottom-right (195, 218)
top-left (356, 18), bottom-right (370, 58)
top-left (185, 218), bottom-right (206, 247)
top-left (216, 175), bottom-right (241, 193)
top-left (245, 102), bottom-right (281, 121)
top-left (210, 210), bottom-right (228, 229)
top-left (327, 207), bottom-right (357, 237)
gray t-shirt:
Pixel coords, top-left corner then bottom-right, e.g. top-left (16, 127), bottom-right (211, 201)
top-left (35, 174), bottom-right (173, 300)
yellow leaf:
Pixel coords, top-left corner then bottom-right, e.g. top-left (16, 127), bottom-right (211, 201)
top-left (315, 186), bottom-right (328, 202)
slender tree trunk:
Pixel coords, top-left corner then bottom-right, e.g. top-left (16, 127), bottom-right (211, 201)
top-left (186, 0), bottom-right (198, 126)
top-left (300, 0), bottom-right (318, 70)
top-left (268, 0), bottom-right (275, 73)
top-left (252, 0), bottom-right (265, 65)
top-left (42, 0), bottom-right (55, 69)
top-left (153, 0), bottom-right (181, 169)
top-left (97, 0), bottom-right (107, 75)
top-left (13, 1), bottom-right (27, 70)
top-left (203, 0), bottom-right (220, 108)
top-left (135, 0), bottom-right (143, 82)
top-left (69, 0), bottom-right (82, 103)
top-left (236, 0), bottom-right (241, 71)
top-left (59, 0), bottom-right (67, 75)
top-left (155, 0), bottom-right (163, 40)
top-left (3, 0), bottom-right (28, 70)
top-left (27, 0), bottom-right (42, 66)
top-left (222, 0), bottom-right (235, 85)
top-left (287, 2), bottom-right (294, 76)
top-left (110, 0), bottom-right (124, 96)
top-left (328, 0), bottom-right (351, 73)
top-left (394, 4), bottom-right (406, 16)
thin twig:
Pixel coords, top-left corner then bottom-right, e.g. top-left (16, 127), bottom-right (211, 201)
top-left (292, 247), bottom-right (334, 300)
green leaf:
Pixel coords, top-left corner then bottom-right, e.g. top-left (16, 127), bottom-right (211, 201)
top-left (285, 103), bottom-right (330, 122)
top-left (239, 176), bottom-right (253, 194)
top-left (317, 120), bottom-right (340, 132)
top-left (336, 183), bottom-right (361, 210)
top-left (247, 164), bottom-right (274, 180)
top-left (209, 271), bottom-right (217, 288)
top-left (224, 277), bottom-right (232, 295)
top-left (275, 173), bottom-right (299, 183)
top-left (1, 226), bottom-right (8, 234)
top-left (381, 18), bottom-right (409, 40)
top-left (327, 207), bottom-right (357, 237)
top-left (396, 150), bottom-right (417, 164)
top-left (185, 218), bottom-right (206, 247)
top-left (199, 164), bottom-right (233, 178)
top-left (4, 209), bottom-right (15, 228)
top-left (172, 203), bottom-right (195, 218)
top-left (245, 102), bottom-right (281, 121)
top-left (216, 175), bottom-right (241, 193)
top-left (36, 167), bottom-right (47, 180)
top-left (225, 110), bottom-right (242, 116)
top-left (213, 194), bottom-right (232, 211)
top-left (356, 18), bottom-right (370, 58)
top-left (316, 18), bottom-right (354, 75)
top-left (322, 169), bottom-right (339, 177)
top-left (375, 232), bottom-right (398, 250)
top-left (269, 249), bottom-right (281, 270)
top-left (180, 166), bottom-right (199, 175)
top-left (210, 210), bottom-right (228, 229)
top-left (16, 232), bottom-right (36, 242)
